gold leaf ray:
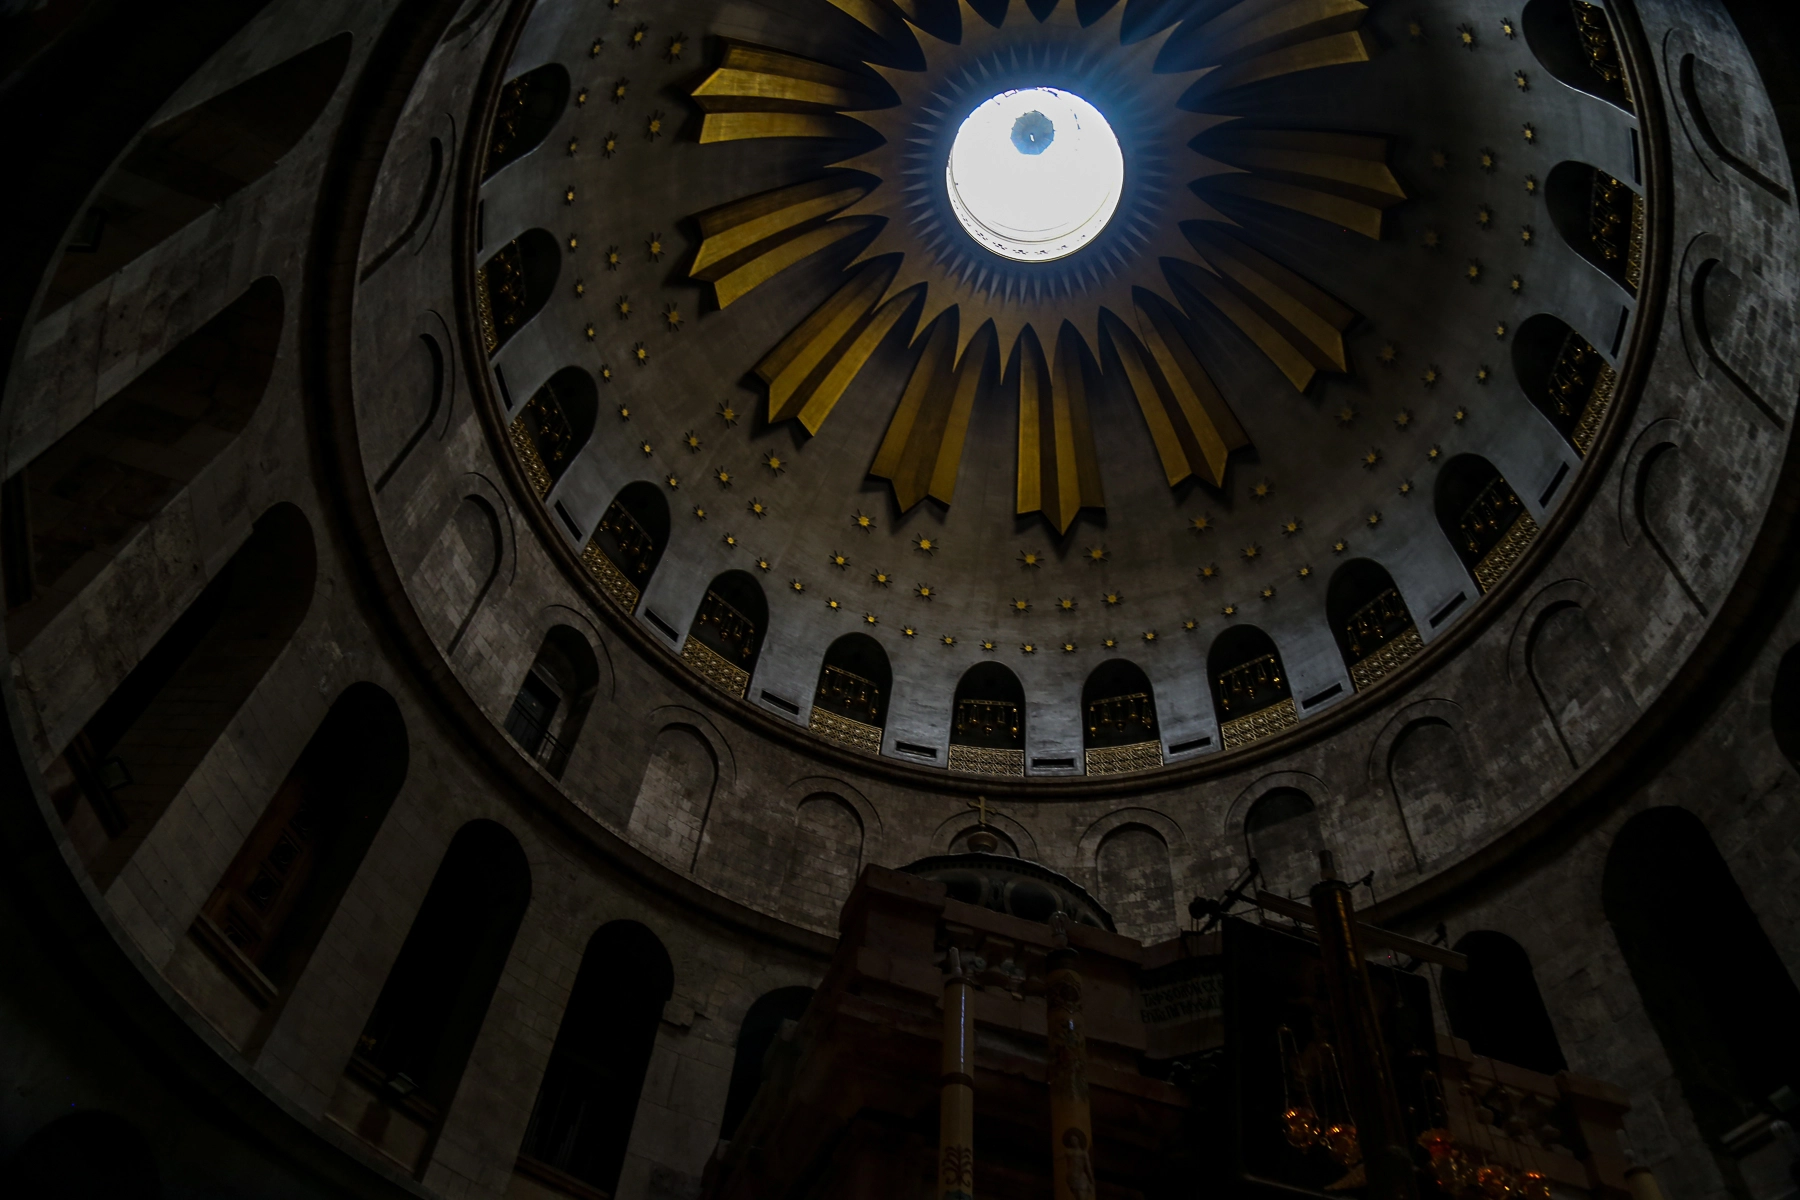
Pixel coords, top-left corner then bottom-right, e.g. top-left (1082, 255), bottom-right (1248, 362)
top-left (1103, 295), bottom-right (1248, 487)
top-left (870, 311), bottom-right (995, 510)
top-left (692, 41), bottom-right (890, 142)
top-left (1187, 29), bottom-right (1375, 97)
top-left (690, 178), bottom-right (875, 307)
top-left (755, 260), bottom-right (921, 433)
top-left (1016, 323), bottom-right (1104, 535)
top-left (1196, 128), bottom-right (1405, 238)
top-left (1195, 0), bottom-right (1370, 63)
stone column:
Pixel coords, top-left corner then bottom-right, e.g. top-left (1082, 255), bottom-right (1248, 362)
top-left (1046, 914), bottom-right (1096, 1200)
top-left (939, 947), bottom-right (976, 1200)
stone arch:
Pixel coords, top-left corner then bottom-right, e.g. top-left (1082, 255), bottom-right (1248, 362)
top-left (781, 793), bottom-right (865, 930)
top-left (1325, 558), bottom-right (1420, 690)
top-left (1510, 579), bottom-right (1634, 766)
top-left (417, 493), bottom-right (502, 655)
top-left (1364, 699), bottom-right (1478, 872)
top-left (1087, 811), bottom-right (1180, 944)
top-left (1081, 658), bottom-right (1161, 774)
top-left (54, 501), bottom-right (315, 890)
top-left (517, 920), bottom-right (672, 1197)
top-left (508, 366), bottom-right (598, 498)
top-left (483, 62), bottom-right (570, 179)
top-left (42, 33), bottom-right (353, 311)
top-left (1521, 0), bottom-right (1633, 112)
top-left (1435, 453), bottom-right (1533, 593)
top-left (1632, 438), bottom-right (1706, 613)
top-left (4, 276), bottom-right (284, 644)
top-left (627, 724), bottom-right (720, 873)
top-left (718, 986), bottom-right (815, 1141)
top-left (1692, 255), bottom-right (1788, 427)
top-left (1241, 788), bottom-right (1324, 901)
top-left (585, 481), bottom-right (670, 611)
top-left (361, 112), bottom-right (456, 282)
top-left (479, 227), bottom-right (560, 352)
top-left (685, 570), bottom-right (769, 698)
top-left (1511, 312), bottom-right (1616, 455)
top-left (373, 310), bottom-right (457, 494)
top-left (1442, 930), bottom-right (1568, 1076)
top-left (504, 625), bottom-right (601, 779)
top-left (1208, 624), bottom-right (1295, 746)
top-left (932, 807), bottom-right (1039, 861)
top-left (783, 774), bottom-right (882, 863)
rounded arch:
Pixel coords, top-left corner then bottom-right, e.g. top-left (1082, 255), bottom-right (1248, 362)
top-left (1442, 930), bottom-right (1568, 1076)
top-left (1511, 312), bottom-right (1611, 453)
top-left (1325, 558), bottom-right (1416, 681)
top-left (813, 632), bottom-right (892, 728)
top-left (1545, 160), bottom-right (1642, 295)
top-left (951, 661), bottom-right (1026, 749)
top-left (481, 227), bottom-right (560, 350)
top-left (505, 624), bottom-right (601, 778)
top-left (1522, 0), bottom-right (1633, 111)
top-left (512, 366), bottom-right (598, 495)
top-left (688, 570), bottom-right (769, 688)
top-left (1242, 786), bottom-right (1322, 899)
top-left (718, 986), bottom-right (816, 1141)
top-left (483, 62), bottom-right (570, 178)
top-left (1207, 625), bottom-right (1290, 722)
top-left (593, 481), bottom-right (670, 596)
top-left (1081, 658), bottom-right (1158, 750)
top-left (1434, 453), bottom-right (1526, 586)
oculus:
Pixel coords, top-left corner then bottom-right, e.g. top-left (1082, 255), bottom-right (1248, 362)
top-left (945, 87), bottom-right (1124, 262)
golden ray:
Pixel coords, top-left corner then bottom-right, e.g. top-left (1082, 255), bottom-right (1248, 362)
top-left (1016, 322), bottom-right (1104, 534)
top-left (690, 178), bottom-right (875, 307)
top-left (691, 41), bottom-right (887, 143)
top-left (755, 260), bottom-right (922, 432)
top-left (870, 312), bottom-right (995, 510)
top-left (1195, 129), bottom-right (1404, 239)
top-left (1104, 294), bottom-right (1248, 488)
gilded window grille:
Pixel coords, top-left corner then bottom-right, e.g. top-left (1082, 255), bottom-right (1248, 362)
top-left (479, 238), bottom-right (533, 351)
top-left (487, 73), bottom-right (534, 170)
top-left (1085, 739), bottom-right (1163, 776)
top-left (948, 744), bottom-right (1025, 777)
top-left (1473, 507), bottom-right (1540, 593)
top-left (1542, 330), bottom-right (1618, 457)
top-left (951, 696), bottom-right (1023, 750)
top-left (1214, 653), bottom-right (1289, 719)
top-left (509, 412), bottom-right (554, 498)
top-left (475, 263), bottom-right (498, 353)
top-left (1458, 474), bottom-right (1526, 566)
top-left (1085, 690), bottom-right (1157, 746)
top-left (1588, 174), bottom-right (1644, 293)
top-left (693, 589), bottom-right (758, 665)
top-left (808, 707), bottom-right (883, 754)
top-left (682, 635), bottom-right (750, 698)
top-left (581, 538), bottom-right (640, 612)
top-left (1571, 0), bottom-right (1633, 107)
top-left (816, 664), bottom-right (882, 723)
top-left (1343, 587), bottom-right (1423, 690)
top-left (1220, 696), bottom-right (1298, 750)
top-left (1350, 626), bottom-right (1423, 691)
top-left (1571, 359), bottom-right (1616, 456)
top-left (597, 501), bottom-right (656, 583)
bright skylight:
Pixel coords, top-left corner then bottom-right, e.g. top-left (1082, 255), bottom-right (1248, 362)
top-left (945, 87), bottom-right (1124, 263)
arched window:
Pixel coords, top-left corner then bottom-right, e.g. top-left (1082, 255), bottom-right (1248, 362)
top-left (1603, 807), bottom-right (1800, 1144)
top-left (1326, 559), bottom-right (1420, 690)
top-left (342, 820), bottom-right (531, 1174)
top-left (1522, 0), bottom-right (1634, 112)
top-left (1082, 659), bottom-right (1161, 776)
top-left (718, 987), bottom-right (815, 1142)
top-left (1441, 931), bottom-right (1567, 1076)
top-left (50, 502), bottom-right (314, 890)
top-left (41, 34), bottom-right (351, 311)
top-left (504, 626), bottom-right (600, 778)
top-left (1546, 161), bottom-right (1644, 295)
top-left (483, 63), bottom-right (570, 178)
top-left (1209, 625), bottom-right (1295, 749)
top-left (193, 683), bottom-right (406, 1013)
top-left (1434, 454), bottom-right (1537, 593)
top-left (517, 921), bottom-right (673, 1197)
top-left (809, 633), bottom-right (890, 754)
top-left (683, 570), bottom-right (767, 698)
top-left (4, 277), bottom-right (283, 646)
top-left (583, 481), bottom-right (669, 612)
top-left (948, 662), bottom-right (1026, 777)
top-left (507, 366), bottom-right (597, 499)
top-left (1244, 788), bottom-right (1322, 900)
top-left (1512, 314), bottom-right (1616, 456)
top-left (477, 227), bottom-right (559, 352)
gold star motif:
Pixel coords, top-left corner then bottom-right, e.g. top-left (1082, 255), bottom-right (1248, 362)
top-left (605, 246), bottom-right (622, 269)
top-left (1182, 619), bottom-right (1198, 631)
top-left (829, 552), bottom-right (849, 569)
top-left (665, 474), bottom-right (679, 488)
top-left (755, 557), bottom-right (771, 571)
top-left (1515, 70), bottom-right (1530, 91)
top-left (663, 304), bottom-right (682, 330)
top-left (941, 635), bottom-right (956, 646)
top-left (1422, 229), bottom-right (1442, 250)
top-left (1062, 641), bottom-right (1078, 653)
top-left (665, 34), bottom-right (686, 61)
top-left (1189, 514), bottom-right (1212, 533)
top-left (1457, 23), bottom-right (1476, 47)
top-left (589, 40), bottom-right (603, 58)
top-left (763, 452), bottom-right (785, 473)
top-left (1020, 642), bottom-right (1036, 654)
top-left (565, 186), bottom-right (577, 204)
top-left (1524, 174), bottom-right (1539, 194)
top-left (576, 88), bottom-right (589, 106)
top-left (567, 233), bottom-right (579, 250)
top-left (640, 441), bottom-right (653, 455)
top-left (584, 323), bottom-right (596, 340)
top-left (1428, 149), bottom-right (1448, 170)
top-left (826, 598), bottom-right (841, 611)
top-left (684, 431), bottom-right (701, 452)
top-left (852, 511), bottom-right (875, 531)
top-left (1198, 563), bottom-right (1220, 580)
top-left (1367, 512), bottom-right (1383, 526)
top-left (1261, 586), bottom-right (1276, 601)
top-left (748, 498), bottom-right (768, 517)
top-left (1428, 445), bottom-right (1442, 459)
top-left (864, 613), bottom-right (878, 625)
top-left (1332, 540), bottom-right (1349, 554)
top-left (1521, 225), bottom-right (1535, 245)
top-left (567, 137), bottom-right (579, 155)
top-left (981, 640), bottom-right (997, 652)
top-left (913, 535), bottom-right (938, 553)
top-left (1480, 148), bottom-right (1498, 172)
top-left (1058, 597), bottom-right (1077, 611)
top-left (1363, 449), bottom-right (1382, 469)
top-left (715, 467), bottom-right (732, 486)
top-left (1510, 275), bottom-right (1525, 293)
top-left (647, 233), bottom-right (664, 260)
top-left (790, 579), bottom-right (805, 592)
top-left (646, 112), bottom-right (663, 140)
top-left (1281, 519), bottom-right (1303, 537)
top-left (1477, 206), bottom-right (1492, 228)
top-left (724, 533), bottom-right (739, 548)
top-left (1522, 123), bottom-right (1537, 143)
top-left (1241, 544), bottom-right (1261, 560)
top-left (1501, 17), bottom-right (1517, 38)
top-left (633, 342), bottom-right (649, 364)
top-left (1011, 598), bottom-right (1030, 613)
top-left (1399, 479), bottom-right (1415, 496)
top-left (1018, 549), bottom-right (1043, 567)
top-left (602, 133), bottom-right (619, 156)
top-left (1103, 637), bottom-right (1118, 648)
top-left (1395, 409), bottom-right (1413, 428)
top-left (629, 23), bottom-right (647, 48)
top-left (1454, 407), bottom-right (1469, 423)
top-left (1337, 405), bottom-right (1358, 426)
top-left (611, 79), bottom-right (628, 102)
top-left (574, 279), bottom-right (586, 297)
top-left (915, 584), bottom-right (935, 599)
top-left (1143, 630), bottom-right (1157, 642)
top-left (1085, 545), bottom-right (1109, 563)
top-left (1377, 342), bottom-right (1399, 365)
top-left (1467, 260), bottom-right (1483, 282)
top-left (1297, 565), bottom-right (1313, 579)
top-left (717, 402), bottom-right (738, 425)
top-left (1496, 322), bottom-right (1509, 338)
top-left (1422, 366), bottom-right (1440, 387)
top-left (1221, 605), bottom-right (1237, 617)
top-left (693, 506), bottom-right (706, 519)
top-left (616, 295), bottom-right (632, 319)
top-left (902, 626), bottom-right (917, 638)
top-left (1250, 480), bottom-right (1273, 500)
top-left (1104, 591), bottom-right (1124, 606)
top-left (1476, 364), bottom-right (1492, 384)
top-left (871, 570), bottom-right (893, 586)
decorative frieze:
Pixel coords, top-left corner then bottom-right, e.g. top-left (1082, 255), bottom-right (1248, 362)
top-left (682, 636), bottom-right (749, 698)
top-left (948, 744), bottom-right (1024, 777)
top-left (1473, 510), bottom-right (1540, 593)
top-left (1351, 625), bottom-right (1424, 691)
top-left (809, 708), bottom-right (882, 754)
top-left (1220, 697), bottom-right (1298, 750)
top-left (581, 540), bottom-right (640, 612)
top-left (1084, 739), bottom-right (1162, 777)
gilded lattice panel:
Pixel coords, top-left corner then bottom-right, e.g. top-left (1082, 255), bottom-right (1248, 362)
top-left (509, 416), bottom-right (553, 498)
top-left (948, 744), bottom-right (1024, 777)
top-left (1084, 739), bottom-right (1162, 776)
top-left (475, 264), bottom-right (498, 353)
top-left (1220, 697), bottom-right (1298, 751)
top-left (682, 636), bottom-right (749, 698)
top-left (1473, 510), bottom-right (1540, 593)
top-left (809, 709), bottom-right (883, 755)
top-left (1350, 625), bottom-right (1423, 691)
top-left (1626, 192), bottom-right (1645, 292)
top-left (581, 541), bottom-right (640, 612)
top-left (1571, 363), bottom-right (1616, 457)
